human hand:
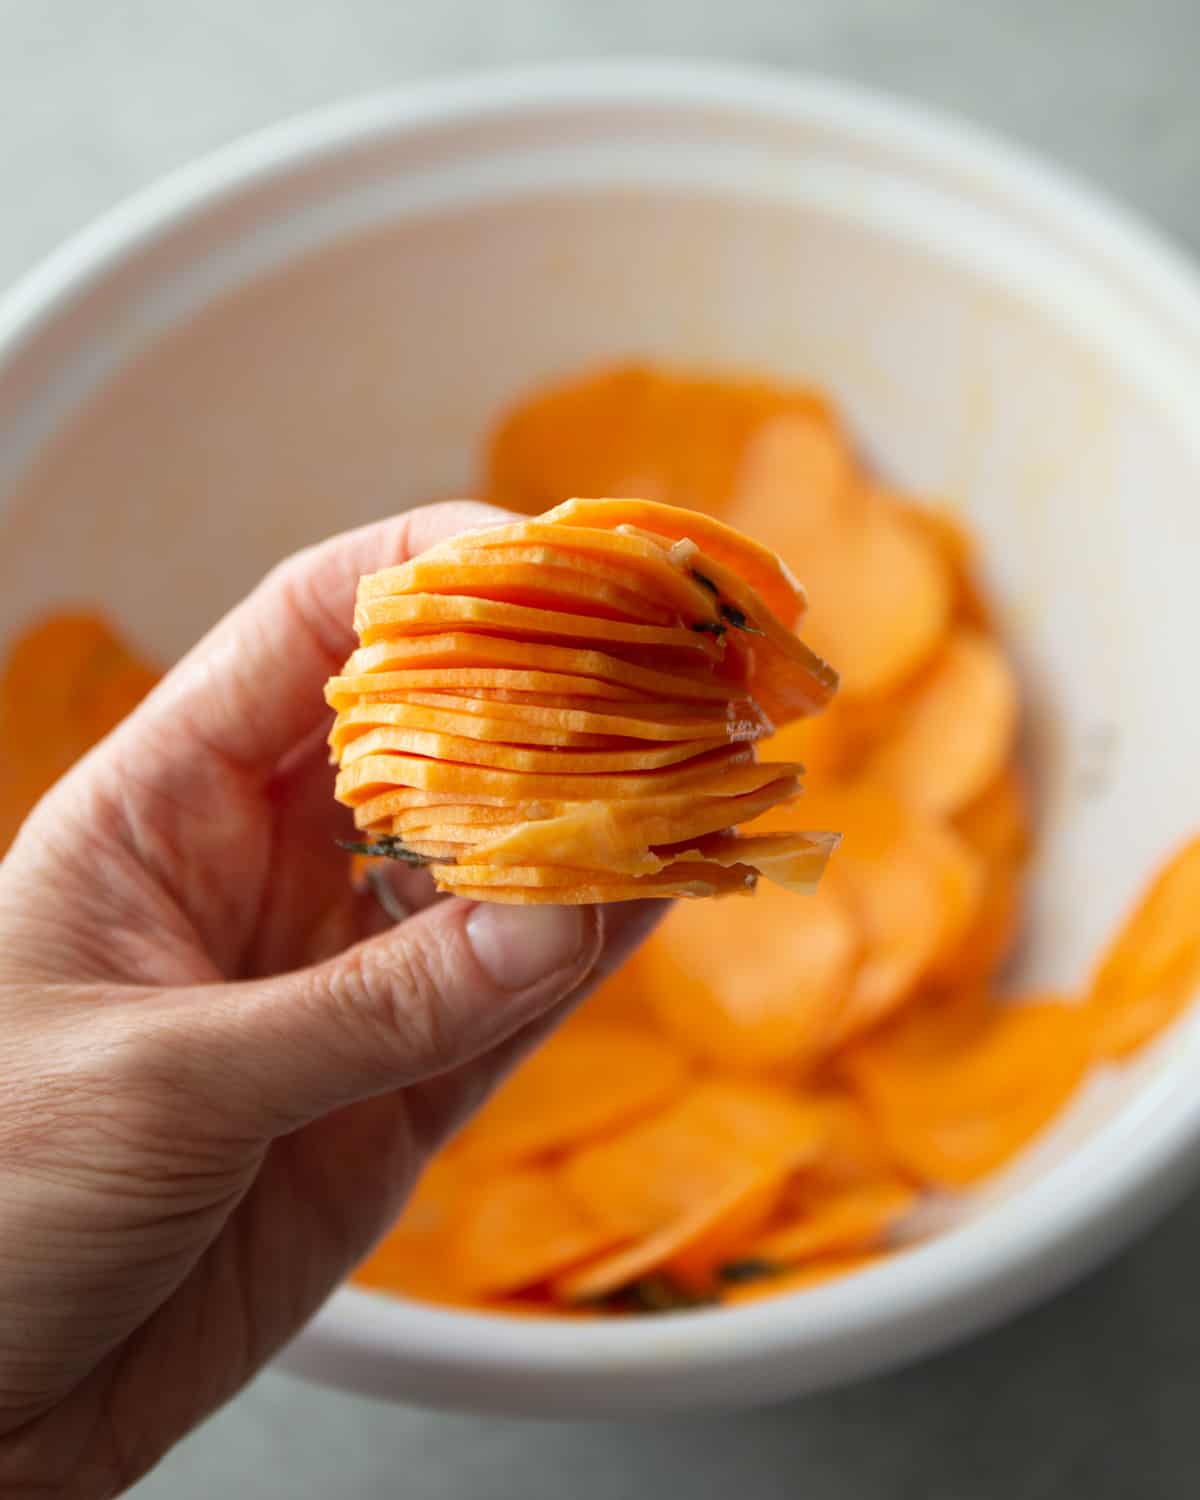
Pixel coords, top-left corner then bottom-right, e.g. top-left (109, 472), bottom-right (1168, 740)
top-left (0, 502), bottom-right (661, 1497)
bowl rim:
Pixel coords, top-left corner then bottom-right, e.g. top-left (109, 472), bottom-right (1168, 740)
top-left (6, 59), bottom-right (1200, 1410)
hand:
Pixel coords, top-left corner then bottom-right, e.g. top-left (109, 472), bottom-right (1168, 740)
top-left (0, 502), bottom-right (661, 1498)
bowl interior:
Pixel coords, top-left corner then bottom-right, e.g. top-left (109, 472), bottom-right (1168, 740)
top-left (3, 73), bottom-right (1200, 1408)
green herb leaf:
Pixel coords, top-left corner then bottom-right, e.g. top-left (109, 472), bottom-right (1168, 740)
top-left (717, 1257), bottom-right (783, 1285)
top-left (719, 603), bottom-right (765, 636)
top-left (336, 835), bottom-right (432, 866)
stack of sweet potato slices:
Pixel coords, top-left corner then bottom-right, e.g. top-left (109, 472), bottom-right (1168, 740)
top-left (327, 499), bottom-right (841, 904)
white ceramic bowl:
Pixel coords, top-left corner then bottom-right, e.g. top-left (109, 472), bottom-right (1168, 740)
top-left (4, 62), bottom-right (1200, 1417)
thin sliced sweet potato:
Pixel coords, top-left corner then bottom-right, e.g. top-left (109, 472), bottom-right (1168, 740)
top-left (337, 744), bottom-right (764, 808)
top-left (363, 554), bottom-right (683, 627)
top-left (459, 779), bottom-right (802, 874)
top-left (485, 362), bottom-right (836, 535)
top-left (1088, 837), bottom-right (1200, 1057)
top-left (341, 634), bottom-right (733, 700)
top-left (384, 691), bottom-right (767, 743)
top-left (440, 867), bottom-right (757, 903)
top-left (450, 1167), bottom-right (622, 1296)
top-left (559, 1079), bottom-right (827, 1238)
top-left (326, 666), bottom-right (654, 709)
top-left (844, 994), bottom-right (1088, 1187)
top-left (865, 630), bottom-right (1018, 816)
top-left (731, 417), bottom-right (952, 698)
top-left (354, 594), bottom-right (720, 657)
top-left (744, 1178), bottom-right (915, 1264)
top-left (369, 536), bottom-right (720, 623)
top-left (642, 881), bottom-right (859, 1070)
top-left (539, 497), bottom-right (807, 631)
top-left (553, 1165), bottom-right (783, 1303)
top-left (450, 1023), bottom-right (690, 1169)
top-left (336, 724), bottom-right (730, 775)
top-left (955, 762), bottom-right (1032, 867)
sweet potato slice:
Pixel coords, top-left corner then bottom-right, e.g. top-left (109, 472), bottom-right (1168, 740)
top-left (755, 782), bottom-right (982, 1044)
top-left (731, 417), bottom-right (952, 698)
top-left (336, 724), bottom-right (729, 775)
top-left (485, 362), bottom-right (837, 529)
top-left (450, 1167), bottom-right (622, 1296)
top-left (459, 778), bottom-right (801, 873)
top-left (559, 1079), bottom-right (827, 1238)
top-left (642, 880), bottom-right (859, 1070)
top-left (0, 610), bottom-right (159, 852)
top-left (539, 497), bottom-right (807, 632)
top-left (355, 593), bottom-right (722, 661)
top-left (553, 1164), bottom-right (784, 1303)
top-left (384, 691), bottom-right (767, 743)
top-left (361, 554), bottom-right (683, 627)
top-left (1087, 837), bottom-right (1200, 1057)
top-left (340, 634), bottom-right (733, 700)
top-left (865, 630), bottom-right (1018, 816)
top-left (450, 1024), bottom-right (690, 1170)
top-left (369, 536), bottom-right (720, 623)
top-left (744, 1178), bottom-right (915, 1265)
top-left (843, 994), bottom-right (1088, 1187)
top-left (326, 667), bottom-right (656, 709)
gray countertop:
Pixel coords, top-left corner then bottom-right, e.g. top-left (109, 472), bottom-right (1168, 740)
top-left (4, 2), bottom-right (1200, 1495)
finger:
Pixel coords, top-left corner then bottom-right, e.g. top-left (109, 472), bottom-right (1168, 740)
top-left (174, 896), bottom-right (606, 1134)
top-left (128, 500), bottom-right (514, 776)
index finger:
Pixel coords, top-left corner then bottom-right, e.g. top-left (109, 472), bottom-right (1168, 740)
top-left (138, 500), bottom-right (514, 776)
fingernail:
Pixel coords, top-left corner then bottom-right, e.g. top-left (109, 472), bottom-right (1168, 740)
top-left (466, 902), bottom-right (588, 990)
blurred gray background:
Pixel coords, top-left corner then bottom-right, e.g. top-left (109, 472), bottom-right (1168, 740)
top-left (4, 2), bottom-right (1199, 1496)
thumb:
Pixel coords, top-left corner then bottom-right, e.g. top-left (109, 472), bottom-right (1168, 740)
top-left (182, 897), bottom-right (604, 1134)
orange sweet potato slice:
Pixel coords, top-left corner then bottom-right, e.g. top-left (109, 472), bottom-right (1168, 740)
top-left (439, 866), bottom-right (758, 904)
top-left (449, 1167), bottom-right (622, 1296)
top-left (383, 691), bottom-right (767, 743)
top-left (865, 630), bottom-right (1018, 816)
top-left (642, 879), bottom-right (859, 1070)
top-left (0, 610), bottom-right (159, 852)
top-left (955, 762), bottom-right (1032, 867)
top-left (1087, 836), bottom-right (1200, 1057)
top-left (369, 534), bottom-right (721, 624)
top-left (336, 724), bottom-right (730, 775)
top-left (337, 743), bottom-right (763, 807)
top-left (450, 1023), bottom-right (690, 1169)
top-left (539, 497), bottom-right (807, 632)
top-left (362, 554), bottom-right (682, 628)
top-left (754, 781), bottom-right (982, 1044)
top-left (843, 994), bottom-right (1088, 1187)
top-left (329, 701), bottom-right (620, 752)
top-left (346, 755), bottom-right (792, 828)
top-left (458, 778), bottom-right (801, 873)
top-left (432, 860), bottom-right (758, 894)
top-left (744, 1177), bottom-right (914, 1265)
top-left (354, 593), bottom-right (720, 657)
top-left (553, 1164), bottom-right (784, 1303)
top-left (559, 1079), bottom-right (827, 1238)
top-left (340, 634), bottom-right (732, 700)
top-left (897, 498), bottom-right (993, 631)
top-left (326, 667), bottom-right (654, 708)
top-left (731, 417), bottom-right (952, 698)
top-left (486, 361), bottom-right (835, 544)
